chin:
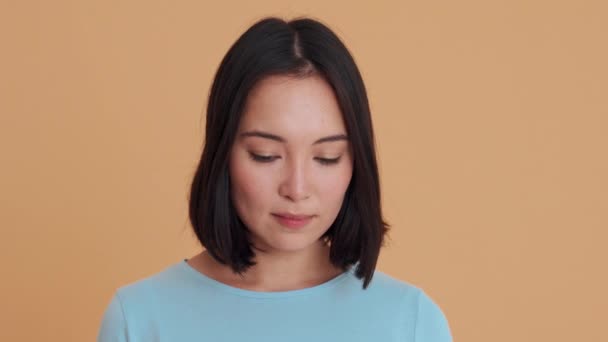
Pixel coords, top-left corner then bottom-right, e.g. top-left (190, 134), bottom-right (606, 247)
top-left (258, 236), bottom-right (320, 254)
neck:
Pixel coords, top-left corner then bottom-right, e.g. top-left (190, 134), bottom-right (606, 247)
top-left (200, 240), bottom-right (344, 292)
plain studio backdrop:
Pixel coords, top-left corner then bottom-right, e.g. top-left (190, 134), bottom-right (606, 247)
top-left (1, 1), bottom-right (606, 341)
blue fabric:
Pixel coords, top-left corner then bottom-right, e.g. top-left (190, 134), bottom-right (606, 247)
top-left (98, 259), bottom-right (452, 341)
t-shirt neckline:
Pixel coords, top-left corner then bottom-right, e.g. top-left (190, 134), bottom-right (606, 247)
top-left (178, 258), bottom-right (354, 299)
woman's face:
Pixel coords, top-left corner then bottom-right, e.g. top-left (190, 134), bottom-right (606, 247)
top-left (229, 74), bottom-right (353, 255)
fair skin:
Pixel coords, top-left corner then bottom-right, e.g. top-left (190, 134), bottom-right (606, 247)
top-left (187, 74), bottom-right (353, 291)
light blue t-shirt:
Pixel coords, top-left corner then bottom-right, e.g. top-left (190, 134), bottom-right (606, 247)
top-left (98, 259), bottom-right (452, 341)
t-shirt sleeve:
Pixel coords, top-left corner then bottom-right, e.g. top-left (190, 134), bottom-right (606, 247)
top-left (414, 289), bottom-right (453, 342)
top-left (97, 292), bottom-right (129, 342)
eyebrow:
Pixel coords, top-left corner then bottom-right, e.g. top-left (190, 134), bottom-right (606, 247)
top-left (239, 130), bottom-right (348, 145)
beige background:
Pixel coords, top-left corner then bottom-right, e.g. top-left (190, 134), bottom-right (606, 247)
top-left (2, 0), bottom-right (607, 341)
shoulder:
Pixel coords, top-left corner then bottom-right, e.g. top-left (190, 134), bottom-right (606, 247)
top-left (357, 269), bottom-right (422, 304)
top-left (365, 270), bottom-right (453, 342)
top-left (107, 261), bottom-right (194, 320)
top-left (413, 287), bottom-right (453, 342)
top-left (114, 261), bottom-right (183, 299)
top-left (97, 261), bottom-right (186, 341)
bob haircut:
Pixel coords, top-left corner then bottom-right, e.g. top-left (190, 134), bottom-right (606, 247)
top-left (188, 16), bottom-right (389, 289)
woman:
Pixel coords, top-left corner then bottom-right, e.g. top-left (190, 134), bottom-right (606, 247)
top-left (98, 16), bottom-right (452, 342)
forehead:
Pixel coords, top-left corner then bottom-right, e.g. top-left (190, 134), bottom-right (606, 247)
top-left (238, 75), bottom-right (347, 139)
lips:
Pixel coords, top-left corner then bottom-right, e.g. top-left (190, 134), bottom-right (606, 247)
top-left (272, 213), bottom-right (314, 229)
top-left (273, 213), bottom-right (313, 220)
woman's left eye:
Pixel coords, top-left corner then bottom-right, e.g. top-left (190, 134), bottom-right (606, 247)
top-left (315, 157), bottom-right (341, 165)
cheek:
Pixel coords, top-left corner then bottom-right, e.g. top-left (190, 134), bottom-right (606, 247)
top-left (229, 153), bottom-right (274, 216)
top-left (318, 163), bottom-right (353, 206)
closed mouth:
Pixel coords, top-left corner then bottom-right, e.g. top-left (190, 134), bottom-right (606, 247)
top-left (272, 213), bottom-right (314, 220)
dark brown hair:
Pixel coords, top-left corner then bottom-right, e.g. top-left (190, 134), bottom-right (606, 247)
top-left (188, 16), bottom-right (389, 289)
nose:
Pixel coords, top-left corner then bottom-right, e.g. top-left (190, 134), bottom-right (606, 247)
top-left (278, 157), bottom-right (310, 202)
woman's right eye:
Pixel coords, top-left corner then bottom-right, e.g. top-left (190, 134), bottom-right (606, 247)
top-left (248, 152), bottom-right (278, 163)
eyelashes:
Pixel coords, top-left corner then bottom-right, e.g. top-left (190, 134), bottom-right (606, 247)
top-left (248, 152), bottom-right (341, 166)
